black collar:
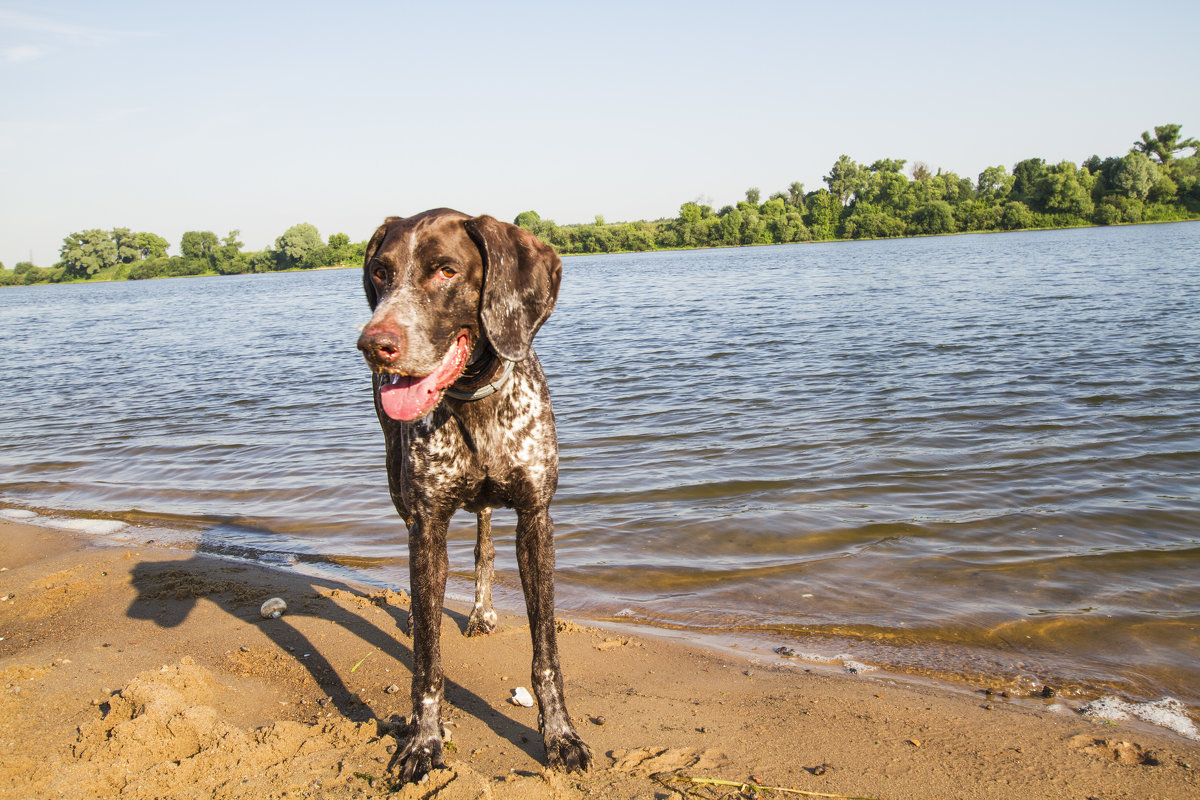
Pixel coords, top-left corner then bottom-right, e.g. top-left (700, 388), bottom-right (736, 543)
top-left (446, 341), bottom-right (513, 401)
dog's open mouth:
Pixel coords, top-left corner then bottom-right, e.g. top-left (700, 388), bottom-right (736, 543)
top-left (377, 331), bottom-right (472, 421)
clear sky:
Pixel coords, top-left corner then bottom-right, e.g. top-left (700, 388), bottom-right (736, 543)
top-left (2, 0), bottom-right (1197, 267)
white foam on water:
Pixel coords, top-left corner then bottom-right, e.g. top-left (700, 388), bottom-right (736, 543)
top-left (49, 518), bottom-right (128, 536)
top-left (790, 650), bottom-right (879, 675)
top-left (0, 509), bottom-right (38, 520)
top-left (1080, 696), bottom-right (1200, 741)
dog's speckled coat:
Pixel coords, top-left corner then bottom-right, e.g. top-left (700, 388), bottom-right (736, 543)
top-left (356, 209), bottom-right (590, 783)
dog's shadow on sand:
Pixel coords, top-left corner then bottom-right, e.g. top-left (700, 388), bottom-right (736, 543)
top-left (124, 540), bottom-right (542, 764)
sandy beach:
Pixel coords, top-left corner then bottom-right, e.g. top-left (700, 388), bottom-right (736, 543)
top-left (1, 518), bottom-right (1196, 800)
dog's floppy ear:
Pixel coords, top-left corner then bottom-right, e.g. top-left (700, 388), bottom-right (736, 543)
top-left (362, 217), bottom-right (401, 310)
top-left (464, 215), bottom-right (562, 362)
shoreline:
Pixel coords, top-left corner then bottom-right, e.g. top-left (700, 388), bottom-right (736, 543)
top-left (4, 504), bottom-right (1199, 740)
top-left (6, 218), bottom-right (1198, 287)
top-left (2, 517), bottom-right (1197, 798)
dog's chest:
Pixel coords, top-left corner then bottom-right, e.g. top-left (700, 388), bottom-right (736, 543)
top-left (391, 368), bottom-right (557, 506)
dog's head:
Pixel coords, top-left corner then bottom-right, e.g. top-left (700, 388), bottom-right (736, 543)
top-left (357, 208), bottom-right (561, 422)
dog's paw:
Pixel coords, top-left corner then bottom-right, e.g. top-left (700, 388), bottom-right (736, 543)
top-left (465, 608), bottom-right (497, 637)
top-left (389, 733), bottom-right (444, 784)
top-left (544, 731), bottom-right (592, 773)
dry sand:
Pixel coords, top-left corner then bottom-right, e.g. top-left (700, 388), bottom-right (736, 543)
top-left (1, 518), bottom-right (1196, 799)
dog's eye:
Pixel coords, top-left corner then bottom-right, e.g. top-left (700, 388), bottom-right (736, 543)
top-left (372, 266), bottom-right (387, 283)
top-left (438, 266), bottom-right (457, 279)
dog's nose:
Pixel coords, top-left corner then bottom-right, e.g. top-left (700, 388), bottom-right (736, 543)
top-left (357, 328), bottom-right (405, 365)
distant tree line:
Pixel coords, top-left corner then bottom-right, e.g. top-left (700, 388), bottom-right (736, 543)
top-left (2, 123), bottom-right (1196, 286)
top-left (512, 124), bottom-right (1199, 253)
top-left (0, 222), bottom-right (364, 286)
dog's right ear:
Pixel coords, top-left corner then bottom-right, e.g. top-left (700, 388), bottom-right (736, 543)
top-left (362, 217), bottom-right (401, 310)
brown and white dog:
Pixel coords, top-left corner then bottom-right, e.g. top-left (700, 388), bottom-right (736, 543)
top-left (356, 208), bottom-right (590, 782)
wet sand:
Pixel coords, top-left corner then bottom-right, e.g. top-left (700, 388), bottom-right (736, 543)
top-left (1, 518), bottom-right (1196, 799)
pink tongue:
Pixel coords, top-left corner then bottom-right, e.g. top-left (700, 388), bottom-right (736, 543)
top-left (379, 334), bottom-right (471, 421)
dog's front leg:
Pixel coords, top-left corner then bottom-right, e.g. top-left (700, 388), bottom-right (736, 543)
top-left (515, 506), bottom-right (592, 772)
top-left (393, 510), bottom-right (450, 783)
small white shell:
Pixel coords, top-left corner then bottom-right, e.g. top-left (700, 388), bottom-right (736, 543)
top-left (260, 597), bottom-right (287, 619)
top-left (510, 686), bottom-right (534, 707)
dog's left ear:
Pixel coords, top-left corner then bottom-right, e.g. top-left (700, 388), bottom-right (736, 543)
top-left (464, 215), bottom-right (562, 362)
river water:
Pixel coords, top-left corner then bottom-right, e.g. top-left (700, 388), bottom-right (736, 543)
top-left (2, 222), bottom-right (1198, 731)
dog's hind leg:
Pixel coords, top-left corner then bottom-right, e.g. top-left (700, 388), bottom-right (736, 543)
top-left (466, 507), bottom-right (498, 636)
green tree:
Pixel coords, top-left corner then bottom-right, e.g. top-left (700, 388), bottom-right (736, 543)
top-left (955, 199), bottom-right (1002, 231)
top-left (910, 200), bottom-right (957, 235)
top-left (744, 187), bottom-right (761, 206)
top-left (514, 210), bottom-right (541, 230)
top-left (1036, 161), bottom-right (1094, 218)
top-left (824, 155), bottom-right (865, 205)
top-left (1000, 201), bottom-right (1034, 230)
top-left (23, 266), bottom-right (53, 284)
top-left (787, 182), bottom-right (805, 210)
top-left (843, 203), bottom-right (905, 239)
top-left (214, 230), bottom-right (244, 274)
top-left (323, 232), bottom-right (360, 267)
top-left (1133, 124), bottom-right (1198, 165)
top-left (977, 165), bottom-right (1014, 202)
top-left (135, 232), bottom-right (169, 259)
top-left (58, 229), bottom-right (117, 279)
top-left (804, 189), bottom-right (843, 239)
top-left (246, 249), bottom-right (278, 273)
top-left (180, 231), bottom-right (218, 261)
top-left (1108, 152), bottom-right (1160, 201)
top-left (869, 158), bottom-right (906, 174)
top-left (1010, 158), bottom-right (1047, 206)
top-left (128, 258), bottom-right (169, 280)
top-left (274, 223), bottom-right (323, 269)
top-left (110, 228), bottom-right (141, 264)
top-left (716, 206), bottom-right (742, 246)
top-left (860, 164), bottom-right (911, 212)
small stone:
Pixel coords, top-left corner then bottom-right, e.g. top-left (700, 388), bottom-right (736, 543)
top-left (590, 716), bottom-right (606, 726)
top-left (510, 687), bottom-right (534, 707)
top-left (260, 598), bottom-right (287, 619)
top-left (385, 684), bottom-right (401, 694)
